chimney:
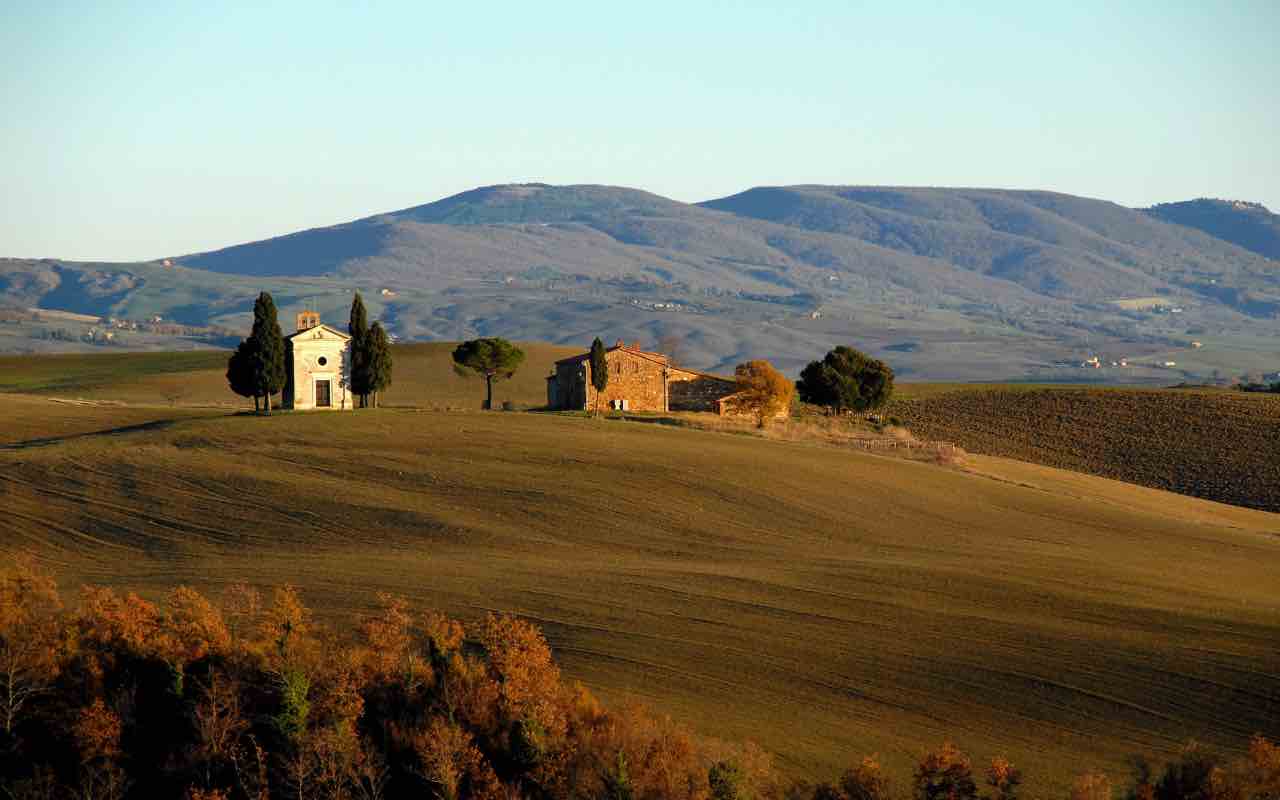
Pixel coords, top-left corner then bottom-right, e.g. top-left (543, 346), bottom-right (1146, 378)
top-left (631, 341), bottom-right (641, 350)
top-left (296, 311), bottom-right (321, 332)
top-left (615, 339), bottom-right (625, 348)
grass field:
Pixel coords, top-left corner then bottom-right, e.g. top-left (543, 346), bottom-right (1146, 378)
top-left (888, 385), bottom-right (1280, 512)
top-left (3, 385), bottom-right (1278, 789)
top-left (0, 341), bottom-right (576, 408)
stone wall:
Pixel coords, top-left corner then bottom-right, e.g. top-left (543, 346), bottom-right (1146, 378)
top-left (549, 361), bottom-right (588, 410)
top-left (668, 370), bottom-right (738, 412)
top-left (547, 346), bottom-right (741, 414)
top-left (586, 349), bottom-right (670, 412)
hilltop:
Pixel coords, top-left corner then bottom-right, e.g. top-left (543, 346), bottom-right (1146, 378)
top-left (1145, 198), bottom-right (1280, 261)
top-left (3, 183), bottom-right (1279, 380)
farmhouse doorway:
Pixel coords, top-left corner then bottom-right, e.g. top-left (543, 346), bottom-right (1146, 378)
top-left (315, 380), bottom-right (331, 408)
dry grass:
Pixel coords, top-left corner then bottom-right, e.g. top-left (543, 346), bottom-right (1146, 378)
top-left (607, 409), bottom-right (964, 467)
top-left (3, 398), bottom-right (1278, 791)
top-left (0, 341), bottom-right (577, 409)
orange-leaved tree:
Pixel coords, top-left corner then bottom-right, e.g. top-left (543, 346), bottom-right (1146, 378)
top-left (984, 756), bottom-right (1021, 800)
top-left (0, 553), bottom-right (63, 736)
top-left (724, 359), bottom-right (794, 428)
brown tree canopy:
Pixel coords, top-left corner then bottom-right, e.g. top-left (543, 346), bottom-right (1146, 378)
top-left (725, 359), bottom-right (794, 428)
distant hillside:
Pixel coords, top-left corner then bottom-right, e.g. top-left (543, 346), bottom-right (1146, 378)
top-left (702, 185), bottom-right (1278, 307)
top-left (3, 184), bottom-right (1279, 380)
top-left (1145, 198), bottom-right (1280, 261)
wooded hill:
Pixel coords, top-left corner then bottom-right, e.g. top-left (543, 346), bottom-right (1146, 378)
top-left (3, 184), bottom-right (1277, 379)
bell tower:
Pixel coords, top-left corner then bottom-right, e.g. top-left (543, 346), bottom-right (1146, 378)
top-left (296, 310), bottom-right (321, 332)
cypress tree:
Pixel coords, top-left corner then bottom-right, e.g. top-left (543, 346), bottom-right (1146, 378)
top-left (226, 337), bottom-right (260, 411)
top-left (366, 322), bottom-right (393, 408)
top-left (348, 291), bottom-right (369, 408)
top-left (250, 292), bottom-right (287, 414)
top-left (589, 337), bottom-right (609, 417)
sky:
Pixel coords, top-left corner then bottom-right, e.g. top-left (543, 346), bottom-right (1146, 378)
top-left (2, 1), bottom-right (1277, 261)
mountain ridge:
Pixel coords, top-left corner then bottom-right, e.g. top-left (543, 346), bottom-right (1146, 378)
top-left (1144, 197), bottom-right (1280, 261)
top-left (3, 183), bottom-right (1277, 380)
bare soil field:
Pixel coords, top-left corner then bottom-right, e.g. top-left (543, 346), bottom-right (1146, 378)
top-left (888, 386), bottom-right (1280, 512)
top-left (2, 396), bottom-right (1277, 790)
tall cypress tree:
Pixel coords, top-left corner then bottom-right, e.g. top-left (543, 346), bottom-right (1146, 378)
top-left (589, 337), bottom-right (609, 417)
top-left (366, 322), bottom-right (393, 408)
top-left (250, 292), bottom-right (286, 414)
top-left (348, 292), bottom-right (370, 408)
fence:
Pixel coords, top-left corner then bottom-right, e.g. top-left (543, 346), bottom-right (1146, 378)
top-left (848, 438), bottom-right (959, 456)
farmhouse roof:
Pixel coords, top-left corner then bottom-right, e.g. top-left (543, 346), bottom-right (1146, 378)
top-left (555, 344), bottom-right (670, 367)
top-left (284, 323), bottom-right (351, 341)
top-left (553, 343), bottom-right (735, 383)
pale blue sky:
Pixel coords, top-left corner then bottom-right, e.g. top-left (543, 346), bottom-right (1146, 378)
top-left (2, 1), bottom-right (1277, 261)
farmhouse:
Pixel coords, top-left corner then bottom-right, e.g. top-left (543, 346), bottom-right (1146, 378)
top-left (546, 340), bottom-right (741, 413)
top-left (283, 311), bottom-right (353, 410)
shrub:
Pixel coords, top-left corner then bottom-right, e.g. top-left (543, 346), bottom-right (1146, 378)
top-left (710, 760), bottom-right (748, 800)
top-left (914, 742), bottom-right (977, 800)
top-left (842, 755), bottom-right (891, 800)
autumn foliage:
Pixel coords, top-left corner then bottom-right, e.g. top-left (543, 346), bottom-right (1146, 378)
top-left (2, 556), bottom-right (1277, 800)
top-left (724, 359), bottom-right (794, 428)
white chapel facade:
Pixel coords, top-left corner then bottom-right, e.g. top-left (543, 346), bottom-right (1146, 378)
top-left (283, 311), bottom-right (353, 410)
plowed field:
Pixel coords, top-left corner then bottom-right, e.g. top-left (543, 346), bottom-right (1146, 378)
top-left (890, 387), bottom-right (1280, 511)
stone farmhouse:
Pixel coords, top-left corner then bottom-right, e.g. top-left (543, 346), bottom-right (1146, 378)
top-left (546, 340), bottom-right (741, 413)
top-left (283, 311), bottom-right (353, 410)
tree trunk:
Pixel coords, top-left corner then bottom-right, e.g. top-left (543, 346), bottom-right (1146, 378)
top-left (264, 393), bottom-right (271, 415)
top-left (484, 376), bottom-right (493, 410)
top-left (254, 395), bottom-right (260, 413)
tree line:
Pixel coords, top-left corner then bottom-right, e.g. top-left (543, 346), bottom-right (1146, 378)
top-left (1, 557), bottom-right (1276, 800)
top-left (226, 292), bottom-right (393, 412)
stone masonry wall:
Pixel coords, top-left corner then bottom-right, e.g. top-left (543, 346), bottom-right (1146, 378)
top-left (668, 370), bottom-right (738, 412)
top-left (585, 349), bottom-right (670, 412)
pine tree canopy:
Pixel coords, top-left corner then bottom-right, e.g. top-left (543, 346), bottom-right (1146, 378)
top-left (795, 345), bottom-right (894, 414)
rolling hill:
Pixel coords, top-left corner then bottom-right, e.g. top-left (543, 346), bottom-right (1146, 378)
top-left (2, 394), bottom-right (1277, 790)
top-left (1145, 198), bottom-right (1280, 262)
top-left (3, 183), bottom-right (1278, 380)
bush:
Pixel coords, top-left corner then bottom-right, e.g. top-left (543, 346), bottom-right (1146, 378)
top-left (913, 742), bottom-right (977, 800)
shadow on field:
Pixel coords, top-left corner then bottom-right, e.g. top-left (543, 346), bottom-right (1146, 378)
top-left (0, 419), bottom-right (178, 450)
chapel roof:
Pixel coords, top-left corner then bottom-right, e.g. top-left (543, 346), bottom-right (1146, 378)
top-left (284, 323), bottom-right (351, 341)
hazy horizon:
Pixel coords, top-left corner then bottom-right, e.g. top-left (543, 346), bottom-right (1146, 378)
top-left (3, 1), bottom-right (1277, 261)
